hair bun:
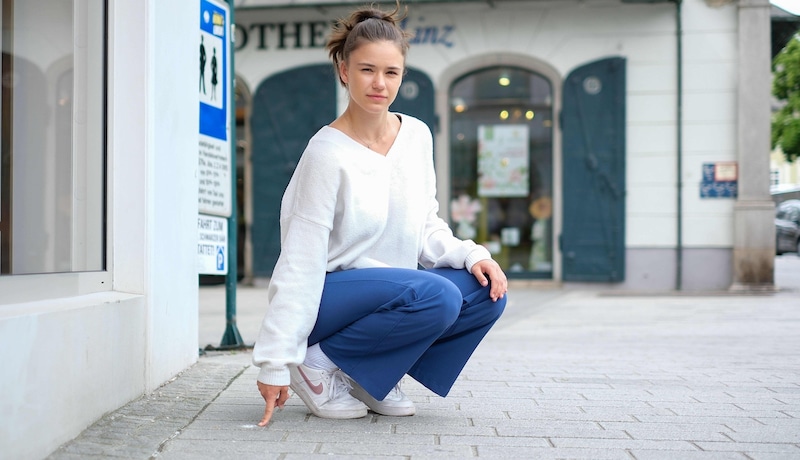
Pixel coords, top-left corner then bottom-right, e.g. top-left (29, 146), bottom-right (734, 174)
top-left (359, 12), bottom-right (384, 23)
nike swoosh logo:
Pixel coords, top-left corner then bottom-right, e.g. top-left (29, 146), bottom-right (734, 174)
top-left (298, 367), bottom-right (324, 395)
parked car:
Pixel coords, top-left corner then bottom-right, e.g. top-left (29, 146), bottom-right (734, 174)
top-left (775, 199), bottom-right (800, 255)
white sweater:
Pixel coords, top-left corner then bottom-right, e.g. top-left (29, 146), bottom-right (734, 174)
top-left (253, 114), bottom-right (492, 386)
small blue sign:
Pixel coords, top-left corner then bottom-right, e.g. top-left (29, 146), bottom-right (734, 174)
top-left (216, 246), bottom-right (225, 271)
top-left (700, 163), bottom-right (737, 198)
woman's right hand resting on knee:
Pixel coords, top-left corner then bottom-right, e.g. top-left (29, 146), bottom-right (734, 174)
top-left (257, 382), bottom-right (290, 426)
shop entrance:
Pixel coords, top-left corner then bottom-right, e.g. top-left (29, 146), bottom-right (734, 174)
top-left (448, 67), bottom-right (554, 278)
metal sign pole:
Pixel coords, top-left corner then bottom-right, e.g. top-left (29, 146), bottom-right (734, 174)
top-left (219, 0), bottom-right (244, 347)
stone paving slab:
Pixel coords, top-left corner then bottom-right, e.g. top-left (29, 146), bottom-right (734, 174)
top-left (47, 354), bottom-right (252, 460)
top-left (49, 286), bottom-right (800, 459)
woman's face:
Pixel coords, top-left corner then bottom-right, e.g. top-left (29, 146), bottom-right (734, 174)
top-left (340, 40), bottom-right (404, 115)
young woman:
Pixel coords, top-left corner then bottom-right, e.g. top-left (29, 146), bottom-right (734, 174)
top-left (254, 2), bottom-right (508, 426)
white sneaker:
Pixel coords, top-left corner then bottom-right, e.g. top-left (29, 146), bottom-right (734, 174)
top-left (289, 364), bottom-right (368, 419)
top-left (348, 378), bottom-right (416, 416)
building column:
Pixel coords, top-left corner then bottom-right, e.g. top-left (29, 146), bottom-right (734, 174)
top-left (732, 0), bottom-right (775, 289)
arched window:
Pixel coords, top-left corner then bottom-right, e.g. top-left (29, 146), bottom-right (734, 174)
top-left (449, 67), bottom-right (553, 278)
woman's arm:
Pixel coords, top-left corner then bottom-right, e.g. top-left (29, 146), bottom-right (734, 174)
top-left (252, 144), bottom-right (340, 387)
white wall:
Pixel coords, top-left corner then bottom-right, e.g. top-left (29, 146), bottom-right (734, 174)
top-left (0, 0), bottom-right (200, 457)
top-left (681, 0), bottom-right (738, 248)
top-left (0, 294), bottom-right (147, 459)
top-left (146, 0), bottom-right (201, 390)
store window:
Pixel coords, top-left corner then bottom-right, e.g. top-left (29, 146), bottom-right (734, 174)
top-left (449, 67), bottom-right (553, 278)
top-left (1, 0), bottom-right (105, 275)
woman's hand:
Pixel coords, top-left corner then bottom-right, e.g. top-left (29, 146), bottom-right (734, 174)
top-left (257, 382), bottom-right (291, 427)
top-left (471, 259), bottom-right (508, 302)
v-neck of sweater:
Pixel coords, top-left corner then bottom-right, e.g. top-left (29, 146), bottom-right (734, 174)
top-left (323, 114), bottom-right (404, 158)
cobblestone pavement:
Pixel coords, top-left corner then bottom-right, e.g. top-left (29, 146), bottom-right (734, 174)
top-left (49, 276), bottom-right (800, 459)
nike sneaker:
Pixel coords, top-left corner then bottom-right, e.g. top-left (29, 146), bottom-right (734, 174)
top-left (348, 377), bottom-right (416, 416)
top-left (289, 364), bottom-right (368, 419)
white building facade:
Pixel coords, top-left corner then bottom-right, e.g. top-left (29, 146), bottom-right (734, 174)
top-left (233, 0), bottom-right (774, 291)
top-left (1, 0), bottom-right (202, 457)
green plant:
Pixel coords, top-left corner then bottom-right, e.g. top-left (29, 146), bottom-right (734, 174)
top-left (772, 34), bottom-right (800, 163)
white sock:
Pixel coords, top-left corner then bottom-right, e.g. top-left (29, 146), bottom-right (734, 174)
top-left (303, 343), bottom-right (337, 371)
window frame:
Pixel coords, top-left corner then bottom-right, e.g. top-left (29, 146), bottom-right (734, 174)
top-left (0, 0), bottom-right (109, 305)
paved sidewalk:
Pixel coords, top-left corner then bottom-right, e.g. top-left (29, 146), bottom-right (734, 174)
top-left (50, 276), bottom-right (800, 459)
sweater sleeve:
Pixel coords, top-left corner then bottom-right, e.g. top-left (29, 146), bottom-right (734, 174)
top-left (252, 143), bottom-right (339, 386)
top-left (418, 196), bottom-right (492, 272)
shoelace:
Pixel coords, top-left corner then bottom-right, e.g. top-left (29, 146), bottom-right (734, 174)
top-left (385, 383), bottom-right (403, 401)
top-left (329, 369), bottom-right (355, 401)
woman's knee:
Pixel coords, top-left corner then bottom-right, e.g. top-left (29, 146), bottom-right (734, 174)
top-left (410, 272), bottom-right (462, 330)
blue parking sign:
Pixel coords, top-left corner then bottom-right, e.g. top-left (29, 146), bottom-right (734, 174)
top-left (216, 246), bottom-right (225, 271)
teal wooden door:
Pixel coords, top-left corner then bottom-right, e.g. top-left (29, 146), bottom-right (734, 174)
top-left (389, 67), bottom-right (435, 133)
top-left (250, 64), bottom-right (336, 277)
top-left (561, 57), bottom-right (626, 282)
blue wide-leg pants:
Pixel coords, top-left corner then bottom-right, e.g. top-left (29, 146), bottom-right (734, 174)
top-left (307, 267), bottom-right (506, 401)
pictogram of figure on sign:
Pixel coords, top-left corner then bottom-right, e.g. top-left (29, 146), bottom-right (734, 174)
top-left (200, 35), bottom-right (207, 94)
top-left (210, 48), bottom-right (218, 101)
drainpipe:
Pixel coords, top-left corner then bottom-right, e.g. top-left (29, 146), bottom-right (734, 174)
top-left (674, 0), bottom-right (683, 291)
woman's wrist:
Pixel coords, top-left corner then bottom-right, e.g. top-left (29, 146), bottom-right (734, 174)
top-left (257, 364), bottom-right (291, 387)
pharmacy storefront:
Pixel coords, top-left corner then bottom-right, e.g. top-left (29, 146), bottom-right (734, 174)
top-left (233, 0), bottom-right (774, 291)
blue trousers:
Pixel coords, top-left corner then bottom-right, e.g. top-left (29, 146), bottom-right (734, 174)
top-left (308, 267), bottom-right (506, 401)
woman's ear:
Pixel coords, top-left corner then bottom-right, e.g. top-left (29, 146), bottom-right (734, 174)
top-left (339, 61), bottom-right (348, 85)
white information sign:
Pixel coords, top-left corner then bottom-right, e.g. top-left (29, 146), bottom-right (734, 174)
top-left (198, 135), bottom-right (231, 216)
top-left (198, 214), bottom-right (228, 275)
top-left (477, 124), bottom-right (530, 197)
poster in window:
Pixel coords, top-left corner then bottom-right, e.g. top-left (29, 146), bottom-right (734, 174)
top-left (477, 125), bottom-right (529, 197)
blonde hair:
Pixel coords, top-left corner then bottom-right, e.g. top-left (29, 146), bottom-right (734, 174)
top-left (326, 1), bottom-right (412, 86)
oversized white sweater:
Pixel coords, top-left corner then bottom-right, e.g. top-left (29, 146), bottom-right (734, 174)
top-left (253, 114), bottom-right (492, 386)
